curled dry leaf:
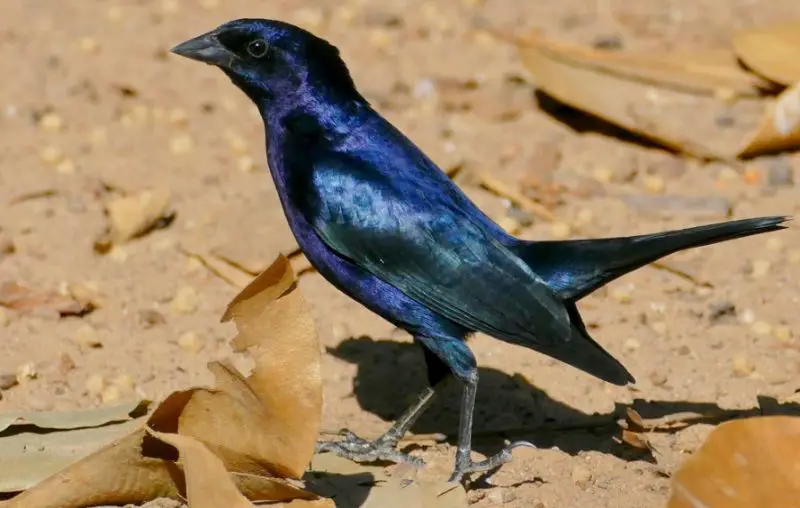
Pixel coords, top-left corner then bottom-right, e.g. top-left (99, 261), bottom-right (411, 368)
top-left (94, 188), bottom-right (174, 253)
top-left (732, 20), bottom-right (800, 86)
top-left (668, 416), bottom-right (800, 507)
top-left (3, 255), bottom-right (326, 507)
top-left (739, 81), bottom-right (800, 157)
top-left (146, 429), bottom-right (332, 508)
top-left (516, 33), bottom-right (800, 160)
top-left (219, 254), bottom-right (322, 478)
top-left (0, 281), bottom-right (94, 317)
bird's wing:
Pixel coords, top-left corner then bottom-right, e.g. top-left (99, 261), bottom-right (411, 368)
top-left (297, 154), bottom-right (572, 346)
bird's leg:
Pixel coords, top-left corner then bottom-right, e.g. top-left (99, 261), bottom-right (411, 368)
top-left (448, 370), bottom-right (535, 483)
top-left (316, 383), bottom-right (440, 466)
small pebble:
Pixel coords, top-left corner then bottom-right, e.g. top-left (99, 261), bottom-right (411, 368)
top-left (751, 321), bottom-right (772, 336)
top-left (169, 134), bottom-right (193, 154)
top-left (58, 353), bottom-right (76, 375)
top-left (775, 326), bottom-right (792, 343)
top-left (78, 37), bottom-right (100, 53)
top-left (40, 145), bottom-right (64, 164)
top-left (750, 259), bottom-right (771, 278)
top-left (649, 370), bottom-right (668, 387)
top-left (550, 222), bottom-right (571, 239)
top-left (642, 175), bottom-right (665, 193)
top-left (766, 237), bottom-right (784, 252)
top-left (486, 487), bottom-right (516, 504)
top-left (767, 159), bottom-right (794, 187)
top-left (178, 331), bottom-right (204, 353)
top-left (72, 324), bottom-right (103, 348)
top-left (609, 285), bottom-right (633, 304)
top-left (732, 354), bottom-right (755, 377)
top-left (139, 309), bottom-right (166, 328)
top-left (497, 216), bottom-right (521, 234)
top-left (170, 286), bottom-right (199, 315)
top-left (739, 308), bottom-right (756, 325)
top-left (86, 373), bottom-right (106, 396)
top-left (0, 373), bottom-right (18, 390)
top-left (101, 385), bottom-right (121, 405)
top-left (650, 321), bottom-right (667, 335)
top-left (571, 465), bottom-right (593, 489)
top-left (237, 155), bottom-right (257, 172)
top-left (16, 362), bottom-right (37, 383)
top-left (575, 208), bottom-right (594, 226)
top-left (623, 338), bottom-right (640, 353)
top-left (112, 373), bottom-right (135, 393)
top-left (39, 113), bottom-right (64, 132)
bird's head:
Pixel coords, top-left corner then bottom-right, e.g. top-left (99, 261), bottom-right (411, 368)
top-left (171, 19), bottom-right (363, 105)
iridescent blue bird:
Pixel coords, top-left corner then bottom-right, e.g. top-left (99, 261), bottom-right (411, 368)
top-left (172, 19), bottom-right (789, 481)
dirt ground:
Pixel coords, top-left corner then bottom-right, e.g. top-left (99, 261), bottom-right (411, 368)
top-left (1, 1), bottom-right (799, 507)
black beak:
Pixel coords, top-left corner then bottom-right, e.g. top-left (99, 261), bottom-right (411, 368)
top-left (171, 31), bottom-right (235, 67)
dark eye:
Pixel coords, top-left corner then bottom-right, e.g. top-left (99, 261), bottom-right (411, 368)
top-left (246, 39), bottom-right (269, 58)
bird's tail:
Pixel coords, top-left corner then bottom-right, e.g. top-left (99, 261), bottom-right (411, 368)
top-left (511, 216), bottom-right (790, 301)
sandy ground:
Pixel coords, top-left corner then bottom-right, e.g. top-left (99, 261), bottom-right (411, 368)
top-left (1, 1), bottom-right (799, 507)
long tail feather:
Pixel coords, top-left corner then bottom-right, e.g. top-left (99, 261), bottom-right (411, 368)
top-left (512, 216), bottom-right (790, 301)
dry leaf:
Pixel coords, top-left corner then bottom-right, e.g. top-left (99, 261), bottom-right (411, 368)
top-left (0, 429), bottom-right (180, 508)
top-left (620, 429), bottom-right (652, 451)
top-left (5, 255), bottom-right (326, 507)
top-left (668, 416), bottom-right (800, 507)
top-left (738, 81), bottom-right (800, 157)
top-left (516, 33), bottom-right (766, 96)
top-left (517, 33), bottom-right (800, 160)
top-left (516, 34), bottom-right (752, 160)
top-left (95, 188), bottom-right (173, 252)
top-left (733, 20), bottom-right (800, 86)
top-left (0, 399), bottom-right (147, 433)
top-left (219, 254), bottom-right (322, 478)
top-left (0, 281), bottom-right (94, 317)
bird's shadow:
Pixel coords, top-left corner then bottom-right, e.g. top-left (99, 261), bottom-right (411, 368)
top-left (328, 336), bottom-right (800, 462)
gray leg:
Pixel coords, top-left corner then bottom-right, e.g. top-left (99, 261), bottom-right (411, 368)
top-left (448, 370), bottom-right (535, 483)
top-left (316, 382), bottom-right (442, 466)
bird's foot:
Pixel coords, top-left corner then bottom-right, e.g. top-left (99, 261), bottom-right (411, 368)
top-left (316, 428), bottom-right (424, 467)
top-left (448, 440), bottom-right (535, 483)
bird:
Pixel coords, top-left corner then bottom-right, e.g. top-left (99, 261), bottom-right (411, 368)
top-left (171, 19), bottom-right (789, 482)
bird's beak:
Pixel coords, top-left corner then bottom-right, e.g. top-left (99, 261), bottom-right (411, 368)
top-left (170, 31), bottom-right (235, 67)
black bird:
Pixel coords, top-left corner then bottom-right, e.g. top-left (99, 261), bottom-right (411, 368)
top-left (171, 19), bottom-right (789, 481)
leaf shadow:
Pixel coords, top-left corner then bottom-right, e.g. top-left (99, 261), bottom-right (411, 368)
top-left (533, 89), bottom-right (674, 153)
top-left (328, 336), bottom-right (800, 464)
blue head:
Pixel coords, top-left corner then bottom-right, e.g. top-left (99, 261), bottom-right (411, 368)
top-left (171, 19), bottom-right (364, 107)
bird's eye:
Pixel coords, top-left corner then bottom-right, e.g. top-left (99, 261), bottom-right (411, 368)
top-left (246, 39), bottom-right (269, 58)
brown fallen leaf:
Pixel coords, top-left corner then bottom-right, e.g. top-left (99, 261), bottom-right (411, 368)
top-left (515, 31), bottom-right (767, 96)
top-left (620, 429), bottom-right (653, 451)
top-left (738, 81), bottom-right (800, 157)
top-left (94, 188), bottom-right (174, 252)
top-left (517, 33), bottom-right (800, 160)
top-left (732, 20), bottom-right (800, 86)
top-left (0, 281), bottom-right (94, 317)
top-left (147, 429), bottom-right (332, 508)
top-left (668, 416), bottom-right (800, 507)
top-left (0, 401), bottom-right (149, 494)
top-left (219, 254), bottom-right (322, 478)
top-left (4, 255), bottom-right (326, 507)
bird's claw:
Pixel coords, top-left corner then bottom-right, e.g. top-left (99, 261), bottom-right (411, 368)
top-left (448, 440), bottom-right (535, 483)
top-left (316, 428), bottom-right (425, 467)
